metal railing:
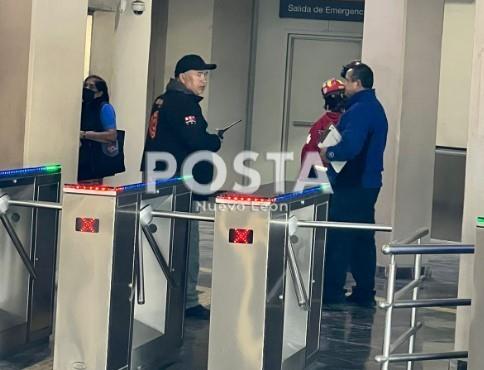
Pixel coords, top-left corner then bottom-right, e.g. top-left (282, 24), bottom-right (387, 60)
top-left (0, 193), bottom-right (63, 280)
top-left (149, 210), bottom-right (393, 313)
top-left (375, 227), bottom-right (474, 370)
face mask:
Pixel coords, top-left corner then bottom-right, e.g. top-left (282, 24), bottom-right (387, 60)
top-left (83, 88), bottom-right (95, 102)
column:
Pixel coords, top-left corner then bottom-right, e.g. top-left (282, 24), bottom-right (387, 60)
top-left (362, 0), bottom-right (445, 267)
top-left (0, 0), bottom-right (88, 183)
top-left (455, 0), bottom-right (484, 351)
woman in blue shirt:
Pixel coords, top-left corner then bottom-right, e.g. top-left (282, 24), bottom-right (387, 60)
top-left (78, 75), bottom-right (117, 183)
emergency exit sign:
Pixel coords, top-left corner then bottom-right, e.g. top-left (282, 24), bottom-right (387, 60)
top-left (280, 0), bottom-right (364, 22)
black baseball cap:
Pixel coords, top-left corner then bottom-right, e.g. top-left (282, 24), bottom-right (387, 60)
top-left (175, 54), bottom-right (217, 77)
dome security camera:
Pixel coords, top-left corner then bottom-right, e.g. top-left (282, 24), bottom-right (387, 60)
top-left (131, 0), bottom-right (145, 15)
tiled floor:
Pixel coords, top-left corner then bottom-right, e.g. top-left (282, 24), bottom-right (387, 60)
top-left (0, 222), bottom-right (462, 370)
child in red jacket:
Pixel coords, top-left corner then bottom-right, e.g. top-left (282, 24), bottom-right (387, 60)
top-left (300, 78), bottom-right (346, 169)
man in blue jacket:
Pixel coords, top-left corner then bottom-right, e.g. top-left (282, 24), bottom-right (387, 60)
top-left (320, 63), bottom-right (388, 307)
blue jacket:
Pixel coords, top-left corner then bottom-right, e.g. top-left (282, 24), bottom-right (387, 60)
top-left (326, 89), bottom-right (388, 189)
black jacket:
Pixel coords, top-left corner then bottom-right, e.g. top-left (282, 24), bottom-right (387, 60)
top-left (141, 79), bottom-right (221, 193)
top-left (78, 99), bottom-right (106, 180)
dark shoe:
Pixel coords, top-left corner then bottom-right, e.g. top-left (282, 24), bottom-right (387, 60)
top-left (346, 289), bottom-right (376, 308)
top-left (185, 304), bottom-right (210, 320)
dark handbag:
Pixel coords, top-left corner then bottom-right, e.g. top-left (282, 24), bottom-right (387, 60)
top-left (95, 130), bottom-right (126, 177)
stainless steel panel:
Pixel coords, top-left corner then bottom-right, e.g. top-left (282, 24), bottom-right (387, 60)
top-left (208, 205), bottom-right (271, 370)
top-left (0, 185), bottom-right (34, 326)
top-left (0, 172), bottom-right (60, 357)
top-left (431, 147), bottom-right (466, 241)
top-left (133, 195), bottom-right (172, 346)
top-left (106, 195), bottom-right (137, 370)
top-left (282, 205), bottom-right (314, 361)
top-left (130, 188), bottom-right (191, 370)
top-left (29, 182), bottom-right (60, 338)
top-left (53, 193), bottom-right (116, 370)
top-left (305, 201), bottom-right (328, 360)
top-left (262, 212), bottom-right (287, 369)
top-left (282, 348), bottom-right (305, 370)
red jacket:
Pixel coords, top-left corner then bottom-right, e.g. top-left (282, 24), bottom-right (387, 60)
top-left (300, 111), bottom-right (342, 165)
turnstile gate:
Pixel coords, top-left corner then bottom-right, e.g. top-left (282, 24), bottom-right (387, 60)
top-left (53, 178), bottom-right (191, 370)
top-left (208, 183), bottom-right (331, 370)
top-left (0, 165), bottom-right (61, 357)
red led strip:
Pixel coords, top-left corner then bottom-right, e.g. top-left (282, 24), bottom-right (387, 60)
top-left (217, 193), bottom-right (275, 204)
top-left (64, 184), bottom-right (117, 192)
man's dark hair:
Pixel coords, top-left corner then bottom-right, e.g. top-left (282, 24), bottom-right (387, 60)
top-left (340, 60), bottom-right (361, 79)
top-left (348, 64), bottom-right (374, 89)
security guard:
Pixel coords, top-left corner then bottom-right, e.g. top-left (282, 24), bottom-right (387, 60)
top-left (141, 54), bottom-right (222, 320)
top-left (141, 55), bottom-right (221, 185)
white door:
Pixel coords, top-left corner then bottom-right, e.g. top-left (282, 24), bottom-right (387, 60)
top-left (282, 34), bottom-right (362, 180)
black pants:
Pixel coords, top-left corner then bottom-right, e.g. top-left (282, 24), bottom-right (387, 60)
top-left (323, 187), bottom-right (380, 302)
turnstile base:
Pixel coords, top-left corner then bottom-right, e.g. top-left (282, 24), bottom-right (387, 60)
top-left (449, 359), bottom-right (468, 370)
top-left (0, 309), bottom-right (27, 358)
top-left (131, 319), bottom-right (180, 370)
top-left (0, 309), bottom-right (24, 332)
top-left (282, 348), bottom-right (307, 370)
top-left (132, 319), bottom-right (163, 350)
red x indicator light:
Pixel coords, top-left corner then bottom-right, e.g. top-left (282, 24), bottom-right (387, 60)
top-left (76, 218), bottom-right (100, 233)
top-left (229, 228), bottom-right (254, 244)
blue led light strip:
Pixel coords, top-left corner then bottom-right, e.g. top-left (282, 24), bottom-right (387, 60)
top-left (273, 185), bottom-right (326, 204)
top-left (116, 176), bottom-right (185, 193)
top-left (0, 164), bottom-right (61, 180)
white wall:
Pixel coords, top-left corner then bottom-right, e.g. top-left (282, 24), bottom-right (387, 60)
top-left (90, 12), bottom-right (115, 85)
top-left (23, 0), bottom-right (88, 183)
top-left (154, 0), bottom-right (253, 189)
top-left (164, 0), bottom-right (215, 114)
top-left (90, 3), bottom-right (153, 186)
top-left (249, 0), bottom-right (363, 183)
top-left (436, 0), bottom-right (475, 149)
top-left (109, 1), bottom-right (152, 185)
top-left (0, 1), bottom-right (32, 169)
top-left (156, 0), bottom-right (364, 187)
top-left (207, 0), bottom-right (254, 188)
top-left (146, 0), bottom-right (169, 119)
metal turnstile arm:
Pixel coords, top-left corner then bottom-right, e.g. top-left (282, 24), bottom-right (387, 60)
top-left (134, 224), bottom-right (146, 304)
top-left (141, 224), bottom-right (176, 288)
top-left (8, 199), bottom-right (63, 210)
top-left (295, 220), bottom-right (392, 232)
top-left (0, 213), bottom-right (38, 280)
top-left (0, 191), bottom-right (62, 281)
top-left (287, 237), bottom-right (309, 311)
top-left (151, 210), bottom-right (214, 222)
